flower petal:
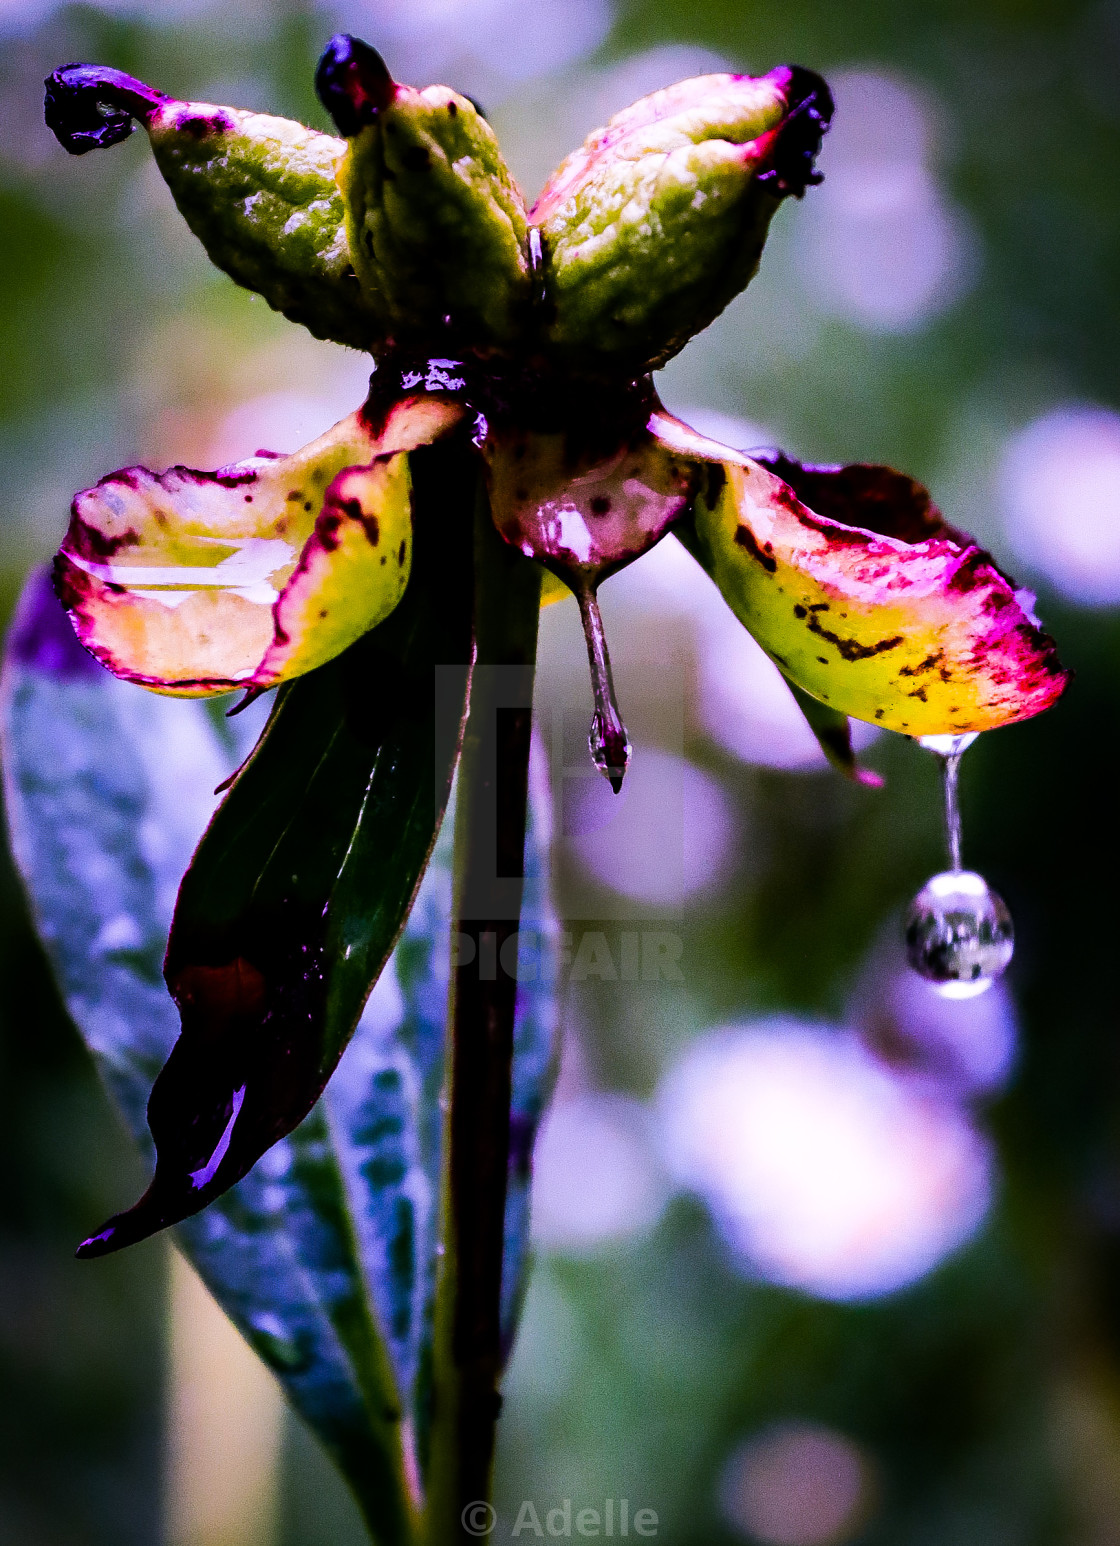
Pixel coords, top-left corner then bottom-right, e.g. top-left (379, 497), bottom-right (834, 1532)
top-left (44, 65), bottom-right (382, 350)
top-left (653, 414), bottom-right (1068, 735)
top-left (485, 399), bottom-right (701, 586)
top-left (317, 35), bottom-right (532, 353)
top-left (56, 398), bottom-right (463, 695)
top-left (531, 66), bottom-right (832, 375)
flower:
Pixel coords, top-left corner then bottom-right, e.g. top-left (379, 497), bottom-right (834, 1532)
top-left (45, 36), bottom-right (1067, 790)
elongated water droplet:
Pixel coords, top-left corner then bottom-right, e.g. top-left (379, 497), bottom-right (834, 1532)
top-left (904, 871), bottom-right (1014, 997)
top-left (574, 582), bottom-right (630, 792)
top-left (917, 732), bottom-right (978, 872)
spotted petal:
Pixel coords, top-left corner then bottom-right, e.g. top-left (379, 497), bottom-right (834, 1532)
top-left (55, 397), bottom-right (463, 696)
top-left (654, 414), bottom-right (1069, 735)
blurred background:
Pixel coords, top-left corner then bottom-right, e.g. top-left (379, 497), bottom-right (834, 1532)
top-left (2, 0), bottom-right (1120, 1542)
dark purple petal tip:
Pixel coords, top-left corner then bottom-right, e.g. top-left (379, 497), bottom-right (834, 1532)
top-left (314, 33), bottom-right (396, 138)
top-left (44, 63), bottom-right (167, 154)
top-left (758, 65), bottom-right (834, 198)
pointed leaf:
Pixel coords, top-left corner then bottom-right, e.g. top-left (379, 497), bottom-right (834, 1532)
top-left (2, 552), bottom-right (558, 1530)
top-left (0, 570), bottom-right (414, 1541)
top-left (325, 743), bottom-right (558, 1476)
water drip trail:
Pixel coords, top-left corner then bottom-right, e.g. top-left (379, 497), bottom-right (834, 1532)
top-left (918, 732), bottom-right (978, 874)
top-left (942, 750), bottom-right (963, 872)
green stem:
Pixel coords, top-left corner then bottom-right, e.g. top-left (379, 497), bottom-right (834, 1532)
top-left (423, 493), bottom-right (541, 1542)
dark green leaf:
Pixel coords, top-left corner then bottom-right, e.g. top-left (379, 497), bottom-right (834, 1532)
top-left (2, 543), bottom-right (559, 1534)
top-left (0, 570), bottom-right (413, 1540)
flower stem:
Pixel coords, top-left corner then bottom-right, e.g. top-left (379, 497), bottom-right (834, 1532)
top-left (423, 496), bottom-right (541, 1542)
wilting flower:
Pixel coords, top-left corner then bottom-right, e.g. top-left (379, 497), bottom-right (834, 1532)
top-left (44, 36), bottom-right (1066, 793)
top-left (33, 36), bottom-right (1070, 1261)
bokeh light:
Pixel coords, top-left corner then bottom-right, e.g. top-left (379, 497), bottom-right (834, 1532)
top-left (317, 0), bottom-right (611, 104)
top-left (564, 746), bottom-right (740, 907)
top-left (718, 1422), bottom-right (875, 1546)
top-left (998, 404), bottom-right (1120, 606)
top-left (531, 1093), bottom-right (667, 1253)
top-left (658, 1021), bottom-right (994, 1299)
top-left (797, 70), bottom-right (976, 333)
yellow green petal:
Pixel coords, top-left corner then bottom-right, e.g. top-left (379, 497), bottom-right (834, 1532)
top-left (255, 456), bottom-right (412, 685)
top-left (532, 67), bottom-right (831, 375)
top-left (654, 414), bottom-right (1069, 735)
top-left (43, 64), bottom-right (381, 349)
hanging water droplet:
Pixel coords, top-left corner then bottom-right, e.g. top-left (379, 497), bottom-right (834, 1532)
top-left (904, 870), bottom-right (1014, 997)
top-left (575, 581), bottom-right (630, 792)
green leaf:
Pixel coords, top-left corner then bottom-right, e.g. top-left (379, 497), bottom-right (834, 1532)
top-left (0, 569), bottom-right (414, 1540)
top-left (328, 753), bottom-right (558, 1477)
top-left (1, 553), bottom-right (558, 1536)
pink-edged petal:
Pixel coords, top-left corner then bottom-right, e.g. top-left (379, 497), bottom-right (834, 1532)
top-left (652, 412), bottom-right (1069, 736)
top-left (55, 397), bottom-right (463, 695)
top-left (252, 457), bottom-right (412, 685)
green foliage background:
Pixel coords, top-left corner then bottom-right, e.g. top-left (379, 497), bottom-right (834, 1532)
top-left (1, 1), bottom-right (1119, 1542)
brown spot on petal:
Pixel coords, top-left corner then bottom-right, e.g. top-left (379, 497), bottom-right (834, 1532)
top-left (899, 651), bottom-right (944, 677)
top-left (806, 611), bottom-right (904, 662)
top-left (734, 524), bottom-right (778, 573)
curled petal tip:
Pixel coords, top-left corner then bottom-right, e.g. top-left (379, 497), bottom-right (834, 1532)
top-left (757, 65), bottom-right (834, 197)
top-left (44, 63), bottom-right (166, 154)
top-left (315, 34), bottom-right (396, 137)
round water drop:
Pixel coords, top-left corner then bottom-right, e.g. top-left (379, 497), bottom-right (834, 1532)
top-left (904, 870), bottom-right (1014, 997)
